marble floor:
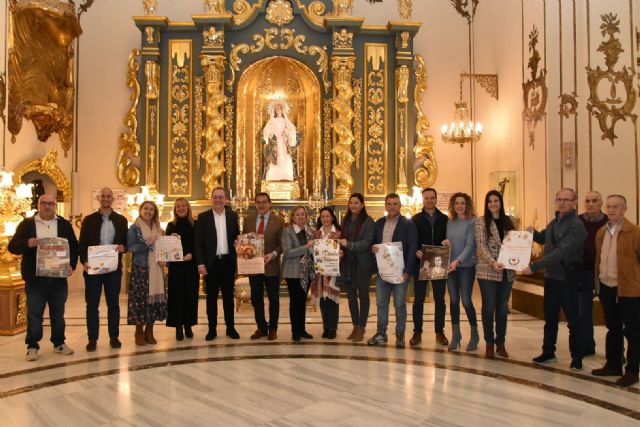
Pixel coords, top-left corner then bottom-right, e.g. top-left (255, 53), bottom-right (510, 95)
top-left (0, 284), bottom-right (638, 427)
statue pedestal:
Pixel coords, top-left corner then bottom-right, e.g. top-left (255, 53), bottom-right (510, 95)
top-left (262, 181), bottom-right (300, 200)
top-left (0, 247), bottom-right (27, 336)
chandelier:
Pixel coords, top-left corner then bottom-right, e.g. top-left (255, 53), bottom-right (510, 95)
top-left (0, 169), bottom-right (34, 237)
top-left (399, 186), bottom-right (423, 219)
top-left (126, 185), bottom-right (165, 221)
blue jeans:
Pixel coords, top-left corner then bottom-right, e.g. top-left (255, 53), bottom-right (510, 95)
top-left (375, 276), bottom-right (408, 336)
top-left (25, 278), bottom-right (68, 349)
top-left (447, 266), bottom-right (477, 326)
top-left (85, 270), bottom-right (122, 340)
top-left (478, 273), bottom-right (513, 344)
top-left (578, 271), bottom-right (596, 353)
top-left (542, 278), bottom-right (583, 359)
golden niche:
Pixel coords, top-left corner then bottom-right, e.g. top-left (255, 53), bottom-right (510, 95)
top-left (236, 56), bottom-right (322, 200)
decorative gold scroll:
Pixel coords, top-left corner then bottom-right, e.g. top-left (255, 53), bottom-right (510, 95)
top-left (559, 92), bottom-right (578, 119)
top-left (201, 54), bottom-right (226, 196)
top-left (331, 56), bottom-right (356, 200)
top-left (203, 0), bottom-right (227, 14)
top-left (0, 72), bottom-right (6, 124)
top-left (194, 75), bottom-right (204, 170)
top-left (450, 0), bottom-right (478, 23)
top-left (333, 29), bottom-right (353, 49)
top-left (168, 41), bottom-right (192, 196)
top-left (230, 0), bottom-right (327, 29)
top-left (117, 48), bottom-right (141, 188)
top-left (413, 54), bottom-right (437, 188)
top-left (586, 13), bottom-right (638, 145)
top-left (224, 97), bottom-right (234, 190)
top-left (14, 149), bottom-right (72, 201)
top-left (227, 28), bottom-right (330, 93)
top-left (364, 44), bottom-right (387, 196)
top-left (353, 78), bottom-right (363, 170)
top-left (323, 98), bottom-right (333, 186)
top-left (523, 26), bottom-right (547, 149)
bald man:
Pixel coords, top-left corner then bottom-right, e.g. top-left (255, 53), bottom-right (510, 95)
top-left (9, 194), bottom-right (78, 361)
top-left (79, 188), bottom-right (129, 352)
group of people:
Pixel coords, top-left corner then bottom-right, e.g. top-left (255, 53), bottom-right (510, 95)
top-left (7, 186), bottom-right (639, 387)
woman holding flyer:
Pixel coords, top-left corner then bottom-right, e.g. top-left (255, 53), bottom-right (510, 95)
top-left (127, 201), bottom-right (167, 345)
top-left (475, 190), bottom-right (516, 359)
top-left (312, 207), bottom-right (342, 339)
top-left (281, 206), bottom-right (315, 341)
top-left (444, 193), bottom-right (477, 352)
top-left (165, 198), bottom-right (199, 341)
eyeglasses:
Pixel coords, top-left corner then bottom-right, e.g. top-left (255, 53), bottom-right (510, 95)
top-left (39, 201), bottom-right (57, 207)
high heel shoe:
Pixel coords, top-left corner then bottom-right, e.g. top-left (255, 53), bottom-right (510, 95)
top-left (176, 326), bottom-right (184, 341)
top-left (466, 326), bottom-right (479, 351)
top-left (184, 325), bottom-right (194, 339)
top-left (448, 324), bottom-right (461, 351)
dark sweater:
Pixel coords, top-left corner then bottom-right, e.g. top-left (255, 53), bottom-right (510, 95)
top-left (78, 210), bottom-right (129, 267)
top-left (578, 212), bottom-right (607, 271)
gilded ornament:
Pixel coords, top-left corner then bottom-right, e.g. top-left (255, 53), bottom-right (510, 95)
top-left (523, 26), bottom-right (548, 148)
top-left (365, 45), bottom-right (386, 195)
top-left (149, 105), bottom-right (157, 137)
top-left (203, 26), bottom-right (224, 47)
top-left (559, 92), bottom-right (578, 119)
top-left (204, 0), bottom-right (226, 14)
top-left (323, 99), bottom-right (333, 184)
top-left (413, 54), bottom-right (437, 188)
top-left (400, 31), bottom-right (410, 49)
top-left (168, 41), bottom-right (192, 196)
top-left (396, 65), bottom-right (409, 103)
top-left (450, 0), bottom-right (478, 23)
top-left (143, 0), bottom-right (158, 15)
top-left (16, 293), bottom-right (26, 326)
top-left (14, 149), bottom-right (72, 200)
top-left (331, 56), bottom-right (356, 199)
top-left (266, 0), bottom-right (294, 27)
top-left (397, 0), bottom-right (412, 20)
top-left (586, 13), bottom-right (637, 145)
top-left (224, 98), bottom-right (234, 190)
top-left (8, 0), bottom-right (81, 156)
top-left (332, 0), bottom-right (353, 17)
top-left (0, 72), bottom-right (5, 124)
top-left (353, 78), bottom-right (363, 170)
top-left (231, 0), bottom-right (264, 26)
top-left (145, 60), bottom-right (160, 100)
top-left (396, 145), bottom-right (408, 193)
top-left (201, 55), bottom-right (227, 195)
top-left (117, 48), bottom-right (141, 188)
top-left (147, 144), bottom-right (157, 188)
top-left (195, 76), bottom-right (204, 170)
top-left (333, 29), bottom-right (353, 49)
top-left (145, 26), bottom-right (155, 44)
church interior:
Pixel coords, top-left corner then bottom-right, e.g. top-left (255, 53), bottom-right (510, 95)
top-left (0, 0), bottom-right (639, 425)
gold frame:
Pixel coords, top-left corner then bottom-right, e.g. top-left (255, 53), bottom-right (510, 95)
top-left (13, 149), bottom-right (72, 201)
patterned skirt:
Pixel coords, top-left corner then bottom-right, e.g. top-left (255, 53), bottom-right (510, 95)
top-left (127, 264), bottom-right (167, 325)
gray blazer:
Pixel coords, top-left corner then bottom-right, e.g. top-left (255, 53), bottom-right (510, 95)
top-left (281, 225), bottom-right (313, 279)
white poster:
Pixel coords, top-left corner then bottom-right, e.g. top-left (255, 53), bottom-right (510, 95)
top-left (374, 242), bottom-right (405, 284)
top-left (86, 245), bottom-right (119, 275)
top-left (155, 235), bottom-right (184, 262)
top-left (91, 188), bottom-right (128, 214)
top-left (313, 239), bottom-right (340, 277)
top-left (497, 230), bottom-right (533, 271)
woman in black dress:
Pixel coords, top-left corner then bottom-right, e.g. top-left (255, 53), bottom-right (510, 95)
top-left (166, 198), bottom-right (200, 340)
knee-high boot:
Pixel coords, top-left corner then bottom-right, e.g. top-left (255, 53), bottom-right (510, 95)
top-left (466, 325), bottom-right (479, 351)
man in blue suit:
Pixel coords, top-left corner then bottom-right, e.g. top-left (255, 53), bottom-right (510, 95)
top-left (368, 193), bottom-right (418, 348)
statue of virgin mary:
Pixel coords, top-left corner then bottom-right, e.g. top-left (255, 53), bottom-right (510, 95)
top-left (263, 101), bottom-right (297, 181)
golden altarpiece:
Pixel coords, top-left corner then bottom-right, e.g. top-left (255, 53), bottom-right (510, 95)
top-left (119, 0), bottom-right (436, 216)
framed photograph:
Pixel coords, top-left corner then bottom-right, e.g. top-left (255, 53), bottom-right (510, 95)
top-left (419, 245), bottom-right (451, 280)
top-left (236, 233), bottom-right (265, 275)
top-left (36, 237), bottom-right (70, 278)
top-left (86, 244), bottom-right (118, 275)
top-left (155, 235), bottom-right (184, 262)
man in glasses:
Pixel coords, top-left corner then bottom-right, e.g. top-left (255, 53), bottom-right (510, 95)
top-left (524, 188), bottom-right (587, 371)
top-left (9, 194), bottom-right (79, 361)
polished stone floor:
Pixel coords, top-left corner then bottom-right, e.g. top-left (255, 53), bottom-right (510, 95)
top-left (0, 283), bottom-right (638, 426)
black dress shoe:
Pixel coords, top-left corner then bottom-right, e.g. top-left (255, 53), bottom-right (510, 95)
top-left (176, 326), bottom-right (184, 341)
top-left (205, 330), bottom-right (217, 341)
top-left (327, 330), bottom-right (337, 339)
top-left (300, 331), bottom-right (313, 339)
top-left (226, 329), bottom-right (240, 339)
top-left (292, 334), bottom-right (301, 342)
top-left (86, 339), bottom-right (97, 352)
top-left (109, 337), bottom-right (122, 349)
top-left (321, 329), bottom-right (328, 338)
top-left (184, 326), bottom-right (194, 338)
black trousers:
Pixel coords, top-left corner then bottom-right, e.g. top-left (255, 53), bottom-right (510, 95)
top-left (250, 275), bottom-right (280, 332)
top-left (286, 278), bottom-right (309, 336)
top-left (598, 284), bottom-right (624, 369)
top-left (542, 278), bottom-right (583, 359)
top-left (619, 296), bottom-right (640, 373)
top-left (413, 279), bottom-right (447, 334)
top-left (320, 298), bottom-right (339, 331)
top-left (85, 270), bottom-right (122, 340)
top-left (205, 255), bottom-right (235, 331)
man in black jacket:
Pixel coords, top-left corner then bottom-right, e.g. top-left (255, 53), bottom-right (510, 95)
top-left (78, 188), bottom-right (128, 352)
top-left (195, 187), bottom-right (240, 341)
top-left (410, 188), bottom-right (449, 347)
top-left (8, 194), bottom-right (79, 361)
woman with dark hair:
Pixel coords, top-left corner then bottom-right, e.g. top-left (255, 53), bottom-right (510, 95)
top-left (127, 201), bottom-right (167, 346)
top-left (444, 192), bottom-right (477, 352)
top-left (338, 193), bottom-right (374, 342)
top-left (165, 198), bottom-right (199, 341)
top-left (475, 190), bottom-right (516, 358)
top-left (312, 207), bottom-right (342, 339)
top-left (281, 206), bottom-right (315, 341)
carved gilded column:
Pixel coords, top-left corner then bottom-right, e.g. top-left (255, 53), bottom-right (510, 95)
top-left (200, 55), bottom-right (226, 196)
top-left (331, 56), bottom-right (356, 200)
top-left (413, 54), bottom-right (437, 188)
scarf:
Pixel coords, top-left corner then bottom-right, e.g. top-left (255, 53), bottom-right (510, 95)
top-left (297, 225), bottom-right (316, 292)
top-left (135, 218), bottom-right (166, 303)
top-left (310, 226), bottom-right (341, 304)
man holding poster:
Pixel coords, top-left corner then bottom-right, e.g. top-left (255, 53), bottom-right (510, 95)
top-left (368, 193), bottom-right (417, 348)
top-left (79, 188), bottom-right (128, 352)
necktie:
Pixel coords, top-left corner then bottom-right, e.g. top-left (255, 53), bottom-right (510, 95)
top-left (258, 215), bottom-right (265, 234)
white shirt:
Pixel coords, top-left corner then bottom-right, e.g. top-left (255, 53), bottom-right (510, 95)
top-left (34, 214), bottom-right (58, 238)
top-left (213, 209), bottom-right (228, 255)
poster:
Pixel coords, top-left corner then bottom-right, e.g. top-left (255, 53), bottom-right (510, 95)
top-left (155, 235), bottom-right (184, 262)
top-left (374, 242), bottom-right (405, 284)
top-left (419, 245), bottom-right (451, 280)
top-left (36, 237), bottom-right (70, 278)
top-left (86, 245), bottom-right (119, 275)
top-left (497, 230), bottom-right (533, 271)
top-left (313, 239), bottom-right (340, 276)
top-left (236, 233), bottom-right (265, 275)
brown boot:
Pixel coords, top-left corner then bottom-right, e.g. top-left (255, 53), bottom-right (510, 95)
top-left (496, 344), bottom-right (509, 358)
top-left (485, 343), bottom-right (495, 359)
top-left (135, 324), bottom-right (146, 346)
top-left (347, 326), bottom-right (357, 340)
top-left (144, 323), bottom-right (157, 345)
top-left (615, 370), bottom-right (639, 387)
top-left (435, 332), bottom-right (449, 346)
top-left (353, 326), bottom-right (366, 342)
top-left (409, 332), bottom-right (422, 347)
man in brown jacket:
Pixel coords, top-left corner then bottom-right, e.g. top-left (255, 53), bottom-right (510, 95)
top-left (244, 192), bottom-right (285, 340)
top-left (592, 194), bottom-right (640, 387)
